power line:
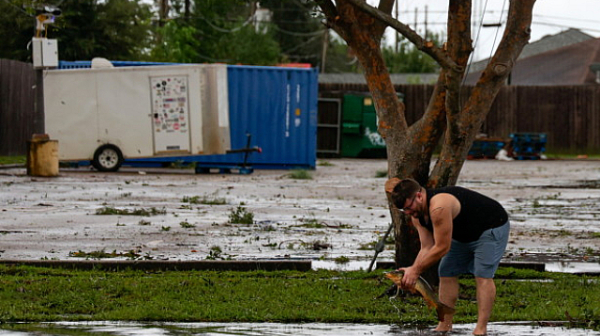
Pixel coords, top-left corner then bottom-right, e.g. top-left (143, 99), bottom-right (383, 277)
top-left (532, 21), bottom-right (600, 34)
top-left (534, 13), bottom-right (600, 25)
top-left (1, 0), bottom-right (34, 17)
top-left (488, 0), bottom-right (507, 61)
top-left (271, 24), bottom-right (325, 37)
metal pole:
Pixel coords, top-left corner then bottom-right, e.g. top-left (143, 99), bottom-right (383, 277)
top-left (242, 133), bottom-right (252, 168)
top-left (367, 221), bottom-right (394, 272)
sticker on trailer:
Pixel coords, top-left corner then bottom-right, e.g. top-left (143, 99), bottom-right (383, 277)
top-left (150, 75), bottom-right (191, 153)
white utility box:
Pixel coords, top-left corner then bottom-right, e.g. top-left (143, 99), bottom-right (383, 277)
top-left (32, 38), bottom-right (58, 68)
top-left (43, 64), bottom-right (231, 171)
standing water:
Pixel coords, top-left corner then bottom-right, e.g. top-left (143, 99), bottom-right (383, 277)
top-left (0, 322), bottom-right (598, 336)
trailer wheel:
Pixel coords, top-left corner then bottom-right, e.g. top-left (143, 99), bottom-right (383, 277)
top-left (92, 145), bottom-right (123, 172)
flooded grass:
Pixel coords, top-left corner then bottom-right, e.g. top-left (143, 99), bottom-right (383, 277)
top-left (228, 206), bottom-right (254, 224)
top-left (0, 265), bottom-right (597, 331)
top-left (287, 169), bottom-right (313, 180)
top-left (95, 207), bottom-right (167, 216)
top-left (68, 249), bottom-right (146, 260)
top-left (181, 195), bottom-right (227, 205)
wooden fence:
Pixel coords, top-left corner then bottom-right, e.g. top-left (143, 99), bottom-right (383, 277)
top-left (0, 59), bottom-right (40, 156)
top-left (1, 60), bottom-right (599, 156)
top-left (320, 83), bottom-right (600, 153)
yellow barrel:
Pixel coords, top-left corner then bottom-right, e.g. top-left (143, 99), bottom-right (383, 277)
top-left (26, 134), bottom-right (59, 177)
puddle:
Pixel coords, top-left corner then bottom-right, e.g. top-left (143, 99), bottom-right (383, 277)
top-left (312, 259), bottom-right (373, 271)
top-left (0, 321), bottom-right (598, 336)
top-left (546, 261), bottom-right (600, 274)
top-left (314, 259), bottom-right (600, 275)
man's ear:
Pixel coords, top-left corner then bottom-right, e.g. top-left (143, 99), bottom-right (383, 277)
top-left (385, 177), bottom-right (401, 194)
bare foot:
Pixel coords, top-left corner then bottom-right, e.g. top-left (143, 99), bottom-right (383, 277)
top-left (473, 327), bottom-right (487, 335)
top-left (434, 321), bottom-right (452, 333)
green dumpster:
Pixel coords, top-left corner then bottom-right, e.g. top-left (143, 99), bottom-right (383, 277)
top-left (341, 93), bottom-right (402, 158)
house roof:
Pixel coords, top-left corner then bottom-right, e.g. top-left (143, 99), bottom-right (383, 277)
top-left (508, 38), bottom-right (600, 85)
top-left (320, 29), bottom-right (599, 86)
top-left (466, 31), bottom-right (600, 85)
top-left (468, 28), bottom-right (595, 74)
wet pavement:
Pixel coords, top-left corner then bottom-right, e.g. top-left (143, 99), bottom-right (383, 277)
top-left (2, 160), bottom-right (600, 335)
top-left (0, 321), bottom-right (599, 336)
top-left (2, 159), bottom-right (600, 267)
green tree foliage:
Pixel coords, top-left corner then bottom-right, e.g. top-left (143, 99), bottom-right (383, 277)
top-left (0, 0), bottom-right (153, 62)
top-left (212, 24), bottom-right (281, 65)
top-left (151, 0), bottom-right (281, 65)
top-left (150, 0), bottom-right (280, 65)
top-left (188, 0), bottom-right (281, 65)
top-left (150, 20), bottom-right (201, 63)
top-left (0, 0), bottom-right (441, 71)
top-left (382, 35), bottom-right (440, 73)
top-left (260, 0), bottom-right (324, 66)
top-left (0, 0), bottom-right (39, 61)
top-left (53, 0), bottom-right (153, 61)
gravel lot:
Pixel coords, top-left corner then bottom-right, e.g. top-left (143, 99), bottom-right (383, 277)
top-left (1, 158), bottom-right (600, 267)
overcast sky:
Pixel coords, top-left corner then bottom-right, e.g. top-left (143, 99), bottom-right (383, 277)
top-left (381, 0), bottom-right (600, 61)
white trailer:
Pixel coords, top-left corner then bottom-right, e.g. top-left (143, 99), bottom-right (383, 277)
top-left (43, 64), bottom-right (231, 171)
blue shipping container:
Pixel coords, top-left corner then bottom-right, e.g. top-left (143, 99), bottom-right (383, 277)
top-left (193, 65), bottom-right (318, 169)
top-left (57, 62), bottom-right (318, 170)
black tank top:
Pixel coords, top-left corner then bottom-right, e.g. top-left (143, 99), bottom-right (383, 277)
top-left (418, 186), bottom-right (508, 243)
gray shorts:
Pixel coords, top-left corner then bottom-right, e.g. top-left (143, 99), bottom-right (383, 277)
top-left (438, 220), bottom-right (510, 278)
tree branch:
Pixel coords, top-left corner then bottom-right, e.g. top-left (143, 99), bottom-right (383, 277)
top-left (343, 0), bottom-right (461, 72)
top-left (431, 0), bottom-right (535, 187)
top-left (315, 0), bottom-right (338, 19)
top-left (315, 0), bottom-right (348, 40)
top-left (444, 0), bottom-right (472, 128)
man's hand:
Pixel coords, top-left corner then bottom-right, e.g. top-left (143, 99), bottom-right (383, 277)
top-left (398, 266), bottom-right (421, 291)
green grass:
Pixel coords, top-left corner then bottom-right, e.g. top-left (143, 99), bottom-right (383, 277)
top-left (182, 195), bottom-right (227, 205)
top-left (0, 156), bottom-right (25, 165)
top-left (95, 207), bottom-right (167, 216)
top-left (297, 217), bottom-right (325, 228)
top-left (179, 221), bottom-right (196, 229)
top-left (228, 206), bottom-right (254, 224)
top-left (287, 169), bottom-right (313, 180)
top-left (375, 169), bottom-right (388, 178)
top-left (317, 160), bottom-right (335, 167)
top-left (543, 152), bottom-right (600, 159)
top-left (68, 250), bottom-right (143, 260)
top-left (0, 265), bottom-right (597, 330)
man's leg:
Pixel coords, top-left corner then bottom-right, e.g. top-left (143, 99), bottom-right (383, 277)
top-left (473, 277), bottom-right (496, 335)
top-left (472, 222), bottom-right (509, 335)
top-left (434, 276), bottom-right (459, 332)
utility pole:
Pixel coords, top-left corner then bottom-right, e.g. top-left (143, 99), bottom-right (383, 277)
top-left (159, 0), bottom-right (169, 27)
top-left (424, 5), bottom-right (428, 39)
top-left (414, 7), bottom-right (418, 34)
top-left (184, 0), bottom-right (190, 19)
top-left (321, 28), bottom-right (329, 73)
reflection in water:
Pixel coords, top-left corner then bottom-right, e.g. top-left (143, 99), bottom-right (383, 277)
top-left (1, 322), bottom-right (599, 336)
top-left (545, 262), bottom-right (600, 274)
top-left (313, 260), bottom-right (600, 274)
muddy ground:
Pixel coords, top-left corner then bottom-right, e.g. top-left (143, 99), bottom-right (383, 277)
top-left (1, 159), bottom-right (600, 266)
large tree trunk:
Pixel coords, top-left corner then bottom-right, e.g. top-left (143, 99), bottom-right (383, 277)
top-left (430, 1), bottom-right (535, 186)
top-left (318, 0), bottom-right (535, 281)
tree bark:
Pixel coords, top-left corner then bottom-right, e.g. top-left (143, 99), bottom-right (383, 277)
top-left (316, 0), bottom-right (535, 282)
top-left (430, 0), bottom-right (534, 186)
